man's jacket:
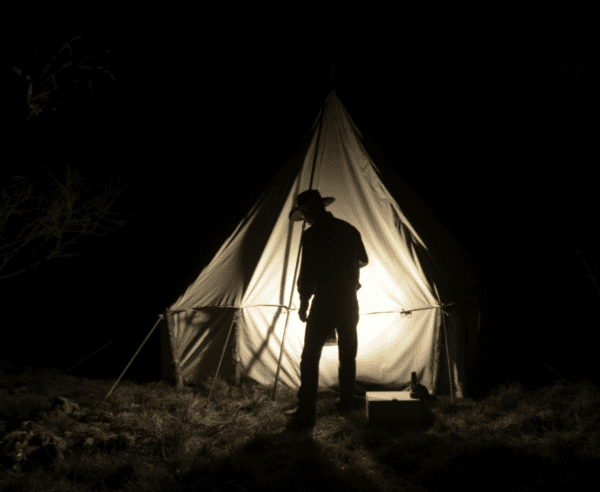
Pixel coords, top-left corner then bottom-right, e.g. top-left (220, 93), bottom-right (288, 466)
top-left (297, 212), bottom-right (369, 303)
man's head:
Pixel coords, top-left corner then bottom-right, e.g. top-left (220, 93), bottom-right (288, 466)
top-left (300, 202), bottom-right (326, 225)
top-left (288, 190), bottom-right (335, 223)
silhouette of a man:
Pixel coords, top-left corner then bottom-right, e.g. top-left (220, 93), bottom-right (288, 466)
top-left (287, 190), bottom-right (368, 428)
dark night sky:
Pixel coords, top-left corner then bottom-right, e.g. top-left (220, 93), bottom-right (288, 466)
top-left (1, 23), bottom-right (598, 393)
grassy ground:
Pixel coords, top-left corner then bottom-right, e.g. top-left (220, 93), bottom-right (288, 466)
top-left (0, 363), bottom-right (598, 491)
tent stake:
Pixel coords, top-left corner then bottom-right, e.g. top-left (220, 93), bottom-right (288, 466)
top-left (63, 341), bottom-right (112, 374)
top-left (103, 314), bottom-right (164, 402)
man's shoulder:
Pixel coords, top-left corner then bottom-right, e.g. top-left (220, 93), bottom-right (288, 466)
top-left (303, 214), bottom-right (360, 238)
top-left (330, 216), bottom-right (360, 235)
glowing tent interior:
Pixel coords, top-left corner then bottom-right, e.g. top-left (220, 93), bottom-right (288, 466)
top-left (160, 89), bottom-right (487, 399)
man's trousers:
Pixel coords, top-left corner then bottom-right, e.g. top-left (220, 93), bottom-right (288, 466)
top-left (296, 290), bottom-right (359, 410)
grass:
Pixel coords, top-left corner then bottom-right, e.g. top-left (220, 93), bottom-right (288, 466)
top-left (0, 363), bottom-right (599, 491)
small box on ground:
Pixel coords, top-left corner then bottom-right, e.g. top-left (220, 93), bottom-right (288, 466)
top-left (366, 391), bottom-right (424, 424)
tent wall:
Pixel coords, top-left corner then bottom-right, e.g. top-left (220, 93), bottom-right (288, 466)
top-left (358, 127), bottom-right (492, 318)
top-left (161, 300), bottom-right (481, 398)
top-left (432, 295), bottom-right (481, 397)
top-left (161, 308), bottom-right (239, 387)
top-left (161, 90), bottom-right (490, 400)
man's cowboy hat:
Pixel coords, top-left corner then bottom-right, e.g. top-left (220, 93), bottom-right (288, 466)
top-left (289, 190), bottom-right (335, 222)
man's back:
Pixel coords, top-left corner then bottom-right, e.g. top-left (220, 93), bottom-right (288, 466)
top-left (298, 212), bottom-right (368, 298)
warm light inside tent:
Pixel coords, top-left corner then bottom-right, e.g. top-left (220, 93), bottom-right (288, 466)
top-left (165, 89), bottom-right (477, 398)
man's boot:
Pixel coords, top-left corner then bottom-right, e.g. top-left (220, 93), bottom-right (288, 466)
top-left (286, 400), bottom-right (316, 432)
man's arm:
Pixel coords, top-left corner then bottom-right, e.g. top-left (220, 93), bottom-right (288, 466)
top-left (296, 231), bottom-right (315, 322)
top-left (356, 230), bottom-right (369, 268)
top-left (297, 231), bottom-right (316, 302)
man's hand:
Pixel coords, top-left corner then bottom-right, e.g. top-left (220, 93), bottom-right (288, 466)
top-left (299, 299), bottom-right (310, 323)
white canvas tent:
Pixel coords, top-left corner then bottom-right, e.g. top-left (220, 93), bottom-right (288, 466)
top-left (161, 89), bottom-right (487, 399)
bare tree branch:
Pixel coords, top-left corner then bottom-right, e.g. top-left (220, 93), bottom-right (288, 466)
top-left (0, 36), bottom-right (133, 280)
top-left (0, 162), bottom-right (135, 280)
top-left (9, 35), bottom-right (116, 122)
top-left (556, 35), bottom-right (596, 85)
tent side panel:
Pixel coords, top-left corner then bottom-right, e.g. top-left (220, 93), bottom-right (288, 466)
top-left (161, 309), bottom-right (239, 387)
top-left (433, 308), bottom-right (467, 398)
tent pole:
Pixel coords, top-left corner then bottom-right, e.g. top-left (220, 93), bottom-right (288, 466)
top-left (271, 235), bottom-right (305, 401)
top-left (103, 313), bottom-right (164, 402)
top-left (308, 88), bottom-right (329, 190)
top-left (441, 306), bottom-right (455, 406)
top-left (271, 89), bottom-right (330, 401)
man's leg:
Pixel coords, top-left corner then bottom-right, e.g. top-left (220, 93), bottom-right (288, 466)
top-left (296, 295), bottom-right (334, 411)
top-left (336, 293), bottom-right (359, 408)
